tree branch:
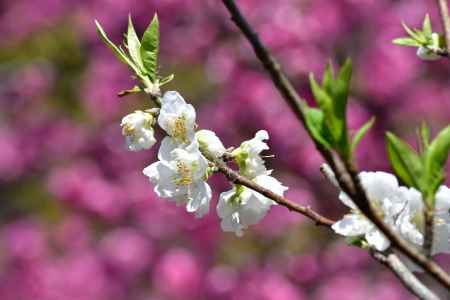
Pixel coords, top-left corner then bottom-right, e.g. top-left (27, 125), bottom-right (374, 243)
top-left (221, 0), bottom-right (450, 291)
top-left (205, 151), bottom-right (440, 299)
top-left (203, 151), bottom-right (335, 227)
top-left (436, 0), bottom-right (450, 54)
top-left (371, 250), bottom-right (440, 300)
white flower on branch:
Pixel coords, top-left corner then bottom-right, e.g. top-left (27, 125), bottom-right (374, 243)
top-left (143, 138), bottom-right (211, 218)
top-left (432, 185), bottom-right (450, 255)
top-left (217, 174), bottom-right (287, 236)
top-left (232, 130), bottom-right (270, 179)
top-left (121, 110), bottom-right (157, 151)
top-left (195, 129), bottom-right (226, 158)
top-left (332, 171), bottom-right (423, 251)
top-left (158, 91), bottom-right (196, 145)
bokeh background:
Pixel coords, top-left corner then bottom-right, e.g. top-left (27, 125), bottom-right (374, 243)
top-left (1, 0), bottom-right (450, 299)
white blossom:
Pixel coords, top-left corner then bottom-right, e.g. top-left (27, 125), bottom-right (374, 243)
top-left (232, 130), bottom-right (270, 179)
top-left (120, 110), bottom-right (156, 151)
top-left (432, 185), bottom-right (450, 255)
top-left (195, 129), bottom-right (226, 158)
top-left (217, 174), bottom-right (287, 236)
top-left (332, 171), bottom-right (423, 251)
top-left (158, 91), bottom-right (196, 145)
top-left (143, 138), bottom-right (211, 218)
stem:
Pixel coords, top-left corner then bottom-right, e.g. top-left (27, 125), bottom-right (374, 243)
top-left (436, 0), bottom-right (450, 54)
top-left (424, 209), bottom-right (435, 257)
top-left (221, 0), bottom-right (450, 291)
top-left (203, 151), bottom-right (335, 227)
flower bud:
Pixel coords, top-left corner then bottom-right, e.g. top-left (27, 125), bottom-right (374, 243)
top-left (121, 110), bottom-right (156, 151)
top-left (195, 129), bottom-right (226, 158)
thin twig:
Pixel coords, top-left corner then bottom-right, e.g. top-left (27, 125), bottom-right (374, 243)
top-left (436, 0), bottom-right (450, 54)
top-left (424, 210), bottom-right (435, 257)
top-left (371, 250), bottom-right (441, 300)
top-left (203, 151), bottom-right (335, 227)
top-left (221, 0), bottom-right (450, 290)
top-left (206, 152), bottom-right (439, 299)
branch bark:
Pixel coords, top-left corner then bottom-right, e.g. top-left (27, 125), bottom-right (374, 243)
top-left (205, 150), bottom-right (440, 300)
top-left (221, 0), bottom-right (450, 291)
top-left (372, 250), bottom-right (440, 300)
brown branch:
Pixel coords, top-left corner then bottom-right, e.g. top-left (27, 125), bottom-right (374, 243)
top-left (424, 210), bottom-right (435, 257)
top-left (203, 151), bottom-right (335, 227)
top-left (205, 151), bottom-right (440, 300)
top-left (436, 0), bottom-right (450, 54)
top-left (372, 250), bottom-right (440, 300)
top-left (221, 0), bottom-right (450, 291)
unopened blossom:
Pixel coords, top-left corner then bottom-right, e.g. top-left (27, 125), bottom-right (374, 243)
top-left (232, 130), bottom-right (270, 179)
top-left (143, 138), bottom-right (211, 218)
top-left (332, 171), bottom-right (423, 251)
top-left (158, 91), bottom-right (196, 145)
top-left (416, 33), bottom-right (441, 61)
top-left (195, 129), bottom-right (226, 158)
top-left (217, 174), bottom-right (287, 236)
top-left (120, 110), bottom-right (156, 151)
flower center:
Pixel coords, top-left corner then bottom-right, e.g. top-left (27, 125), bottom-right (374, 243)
top-left (174, 161), bottom-right (192, 186)
top-left (172, 115), bottom-right (188, 143)
top-left (122, 123), bottom-right (135, 136)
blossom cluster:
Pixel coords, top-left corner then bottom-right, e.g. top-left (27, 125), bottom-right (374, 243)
top-left (120, 91), bottom-right (287, 236)
top-left (332, 171), bottom-right (450, 257)
top-left (2, 0), bottom-right (450, 299)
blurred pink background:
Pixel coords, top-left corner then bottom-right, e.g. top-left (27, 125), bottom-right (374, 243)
top-left (0, 0), bottom-right (449, 299)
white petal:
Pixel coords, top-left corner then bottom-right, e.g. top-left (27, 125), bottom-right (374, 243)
top-left (253, 174), bottom-right (287, 200)
top-left (143, 162), bottom-right (177, 198)
top-left (365, 228), bottom-right (390, 251)
top-left (338, 192), bottom-right (357, 210)
top-left (217, 188), bottom-right (237, 218)
top-left (332, 214), bottom-right (372, 236)
top-left (186, 181), bottom-right (212, 218)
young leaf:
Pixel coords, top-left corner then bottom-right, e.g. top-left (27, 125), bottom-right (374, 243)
top-left (140, 14), bottom-right (159, 81)
top-left (118, 85), bottom-right (142, 97)
top-left (127, 15), bottom-right (144, 72)
top-left (392, 37), bottom-right (421, 47)
top-left (424, 125), bottom-right (450, 197)
top-left (95, 20), bottom-right (130, 65)
top-left (322, 62), bottom-right (334, 95)
top-left (417, 121), bottom-right (430, 153)
top-left (160, 74), bottom-right (174, 86)
top-left (386, 132), bottom-right (424, 189)
top-left (332, 58), bottom-right (352, 121)
top-left (351, 117), bottom-right (375, 152)
top-left (304, 107), bottom-right (332, 149)
top-left (422, 14), bottom-right (432, 37)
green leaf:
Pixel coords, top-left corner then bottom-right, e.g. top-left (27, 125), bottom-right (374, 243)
top-left (160, 74), bottom-right (174, 86)
top-left (424, 125), bottom-right (450, 198)
top-left (416, 121), bottom-right (430, 154)
top-left (333, 58), bottom-right (352, 122)
top-left (117, 85), bottom-right (142, 97)
top-left (386, 132), bottom-right (424, 189)
top-left (392, 37), bottom-right (421, 47)
top-left (422, 14), bottom-right (432, 37)
top-left (402, 22), bottom-right (421, 41)
top-left (140, 14), bottom-right (159, 81)
top-left (127, 15), bottom-right (144, 72)
top-left (351, 117), bottom-right (375, 152)
top-left (304, 106), bottom-right (332, 149)
top-left (322, 62), bottom-right (334, 95)
top-left (95, 20), bottom-right (130, 65)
